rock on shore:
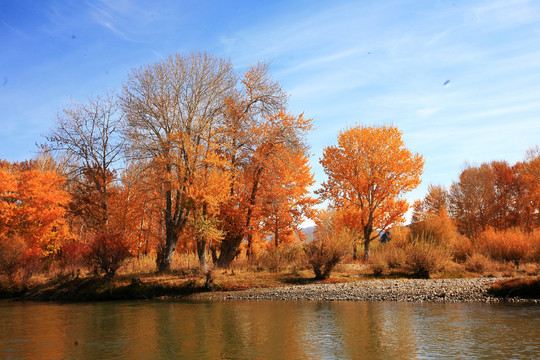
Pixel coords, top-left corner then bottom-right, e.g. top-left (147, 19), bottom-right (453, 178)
top-left (196, 278), bottom-right (537, 303)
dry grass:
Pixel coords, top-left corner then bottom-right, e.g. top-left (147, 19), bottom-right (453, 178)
top-left (464, 253), bottom-right (496, 274)
top-left (476, 228), bottom-right (532, 263)
top-left (518, 263), bottom-right (539, 276)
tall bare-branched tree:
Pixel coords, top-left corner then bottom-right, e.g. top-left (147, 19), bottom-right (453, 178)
top-left (121, 52), bottom-right (236, 272)
top-left (45, 92), bottom-right (124, 232)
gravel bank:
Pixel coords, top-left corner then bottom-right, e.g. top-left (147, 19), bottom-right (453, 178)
top-left (194, 278), bottom-right (538, 303)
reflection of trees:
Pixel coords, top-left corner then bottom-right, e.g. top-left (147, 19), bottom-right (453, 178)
top-left (330, 302), bottom-right (418, 359)
top-left (3, 302), bottom-right (539, 359)
top-left (297, 302), bottom-right (346, 358)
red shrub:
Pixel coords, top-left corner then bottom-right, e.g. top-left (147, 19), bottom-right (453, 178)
top-left (86, 233), bottom-right (132, 279)
top-left (0, 236), bottom-right (42, 288)
top-left (57, 241), bottom-right (89, 273)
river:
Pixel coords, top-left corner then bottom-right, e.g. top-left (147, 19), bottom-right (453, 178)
top-left (1, 300), bottom-right (538, 359)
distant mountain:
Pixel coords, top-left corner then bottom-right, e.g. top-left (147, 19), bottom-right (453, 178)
top-left (301, 226), bottom-right (315, 240)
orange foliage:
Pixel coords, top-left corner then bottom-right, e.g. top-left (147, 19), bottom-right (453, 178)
top-left (259, 147), bottom-right (316, 248)
top-left (476, 228), bottom-right (533, 263)
top-left (86, 233), bottom-right (132, 278)
top-left (318, 125), bottom-right (424, 260)
top-left (216, 104), bottom-right (313, 266)
top-left (515, 147), bottom-right (540, 232)
top-left (448, 150), bottom-right (539, 237)
top-left (0, 160), bottom-right (71, 255)
top-left (108, 163), bottom-right (163, 256)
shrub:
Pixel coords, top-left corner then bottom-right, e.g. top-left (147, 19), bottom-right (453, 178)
top-left (0, 236), bottom-right (42, 288)
top-left (258, 245), bottom-right (306, 272)
top-left (529, 231), bottom-right (540, 263)
top-left (384, 245), bottom-right (407, 269)
top-left (369, 243), bottom-right (407, 275)
top-left (476, 228), bottom-right (531, 264)
top-left (449, 234), bottom-right (473, 263)
top-left (389, 226), bottom-right (410, 248)
top-left (86, 233), bottom-right (132, 279)
top-left (305, 210), bottom-right (352, 280)
top-left (304, 237), bottom-right (348, 280)
top-left (258, 250), bottom-right (281, 272)
top-left (405, 241), bottom-right (449, 278)
top-left (368, 252), bottom-right (387, 276)
top-left (411, 208), bottom-right (458, 247)
top-left (0, 235), bottom-right (26, 282)
top-left (57, 241), bottom-right (89, 274)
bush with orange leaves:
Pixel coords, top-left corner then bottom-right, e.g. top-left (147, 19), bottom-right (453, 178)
top-left (476, 228), bottom-right (533, 264)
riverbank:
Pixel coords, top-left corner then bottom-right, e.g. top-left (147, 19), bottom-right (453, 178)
top-left (191, 277), bottom-right (539, 303)
top-left (3, 272), bottom-right (539, 303)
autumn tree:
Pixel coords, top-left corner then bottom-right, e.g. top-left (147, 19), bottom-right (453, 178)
top-left (318, 125), bottom-right (424, 260)
top-left (45, 92), bottom-right (124, 232)
top-left (0, 160), bottom-right (71, 271)
top-left (448, 151), bottom-right (539, 237)
top-left (215, 109), bottom-right (312, 268)
top-left (258, 148), bottom-right (316, 249)
top-left (122, 52), bottom-right (236, 272)
top-left (411, 184), bottom-right (448, 225)
top-left (204, 62), bottom-right (313, 268)
top-left (107, 161), bottom-right (163, 257)
top-left (449, 163), bottom-right (498, 238)
top-left (514, 147), bottom-right (540, 232)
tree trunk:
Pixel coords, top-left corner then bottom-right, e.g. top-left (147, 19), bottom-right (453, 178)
top-left (363, 222), bottom-right (373, 261)
top-left (158, 226), bottom-right (178, 272)
top-left (363, 239), bottom-right (371, 261)
top-left (157, 187), bottom-right (188, 272)
top-left (218, 166), bottom-right (263, 268)
top-left (197, 238), bottom-right (208, 271)
top-left (352, 241), bottom-right (358, 261)
top-left (216, 234), bottom-right (243, 268)
top-left (246, 233), bottom-right (253, 259)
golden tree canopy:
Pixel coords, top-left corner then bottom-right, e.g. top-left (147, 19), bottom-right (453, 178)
top-left (318, 125), bottom-right (424, 258)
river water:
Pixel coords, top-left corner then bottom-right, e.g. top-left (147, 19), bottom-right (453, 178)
top-left (0, 300), bottom-right (538, 359)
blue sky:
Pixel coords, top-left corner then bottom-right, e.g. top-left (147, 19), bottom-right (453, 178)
top-left (1, 0), bottom-right (539, 209)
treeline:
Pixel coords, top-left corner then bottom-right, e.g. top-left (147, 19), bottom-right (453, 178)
top-left (423, 155), bottom-right (539, 236)
top-left (0, 51), bottom-right (538, 285)
top-left (366, 151), bottom-right (540, 278)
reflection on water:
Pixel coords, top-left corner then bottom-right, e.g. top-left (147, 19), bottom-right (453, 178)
top-left (0, 300), bottom-right (538, 359)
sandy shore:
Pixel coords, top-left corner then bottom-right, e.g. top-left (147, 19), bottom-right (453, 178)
top-left (191, 277), bottom-right (538, 303)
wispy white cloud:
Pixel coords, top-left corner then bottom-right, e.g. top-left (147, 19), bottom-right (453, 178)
top-left (473, 0), bottom-right (538, 27)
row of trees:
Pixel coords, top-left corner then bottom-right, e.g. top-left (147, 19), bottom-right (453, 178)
top-left (413, 149), bottom-right (540, 238)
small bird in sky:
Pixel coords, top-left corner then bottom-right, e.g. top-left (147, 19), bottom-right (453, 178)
top-left (443, 80), bottom-right (450, 86)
